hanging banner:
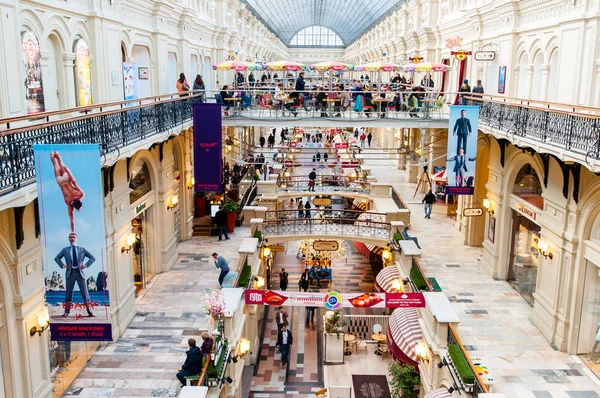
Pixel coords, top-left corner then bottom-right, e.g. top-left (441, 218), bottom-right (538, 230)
top-left (33, 144), bottom-right (111, 341)
top-left (75, 39), bottom-right (93, 106)
top-left (193, 103), bottom-right (223, 192)
top-left (122, 62), bottom-right (138, 101)
top-left (245, 290), bottom-right (426, 309)
top-left (446, 105), bottom-right (480, 195)
top-left (21, 29), bottom-right (45, 114)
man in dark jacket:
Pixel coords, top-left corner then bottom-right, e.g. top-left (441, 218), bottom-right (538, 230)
top-left (308, 168), bottom-right (317, 192)
top-left (176, 338), bottom-right (204, 386)
top-left (422, 190), bottom-right (436, 219)
top-left (214, 205), bottom-right (229, 241)
top-left (276, 325), bottom-right (293, 366)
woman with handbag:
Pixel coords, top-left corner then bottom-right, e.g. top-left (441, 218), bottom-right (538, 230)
top-left (176, 73), bottom-right (190, 96)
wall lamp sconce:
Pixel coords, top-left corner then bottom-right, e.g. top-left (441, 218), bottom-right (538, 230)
top-left (391, 279), bottom-right (404, 293)
top-left (437, 357), bottom-right (448, 368)
top-left (415, 340), bottom-right (430, 363)
top-left (262, 246), bottom-right (271, 258)
top-left (167, 195), bottom-right (179, 210)
top-left (537, 240), bottom-right (553, 260)
top-left (30, 310), bottom-right (50, 337)
top-left (229, 337), bottom-right (251, 363)
top-left (222, 376), bottom-right (234, 384)
top-left (187, 177), bottom-right (195, 190)
top-left (382, 249), bottom-right (391, 261)
top-left (254, 276), bottom-right (265, 289)
top-left (121, 233), bottom-right (136, 253)
top-left (482, 198), bottom-right (494, 216)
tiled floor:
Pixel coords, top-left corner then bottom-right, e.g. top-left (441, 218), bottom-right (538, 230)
top-left (63, 228), bottom-right (248, 397)
top-left (363, 148), bottom-right (600, 397)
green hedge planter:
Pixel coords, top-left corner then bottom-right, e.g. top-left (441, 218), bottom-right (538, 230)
top-left (237, 265), bottom-right (252, 288)
top-left (253, 230), bottom-right (262, 241)
top-left (448, 344), bottom-right (475, 385)
top-left (394, 232), bottom-right (403, 242)
top-left (208, 341), bottom-right (229, 379)
top-left (410, 268), bottom-right (428, 291)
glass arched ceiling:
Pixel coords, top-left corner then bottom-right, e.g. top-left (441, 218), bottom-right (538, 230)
top-left (290, 26), bottom-right (343, 47)
top-left (241, 0), bottom-right (408, 47)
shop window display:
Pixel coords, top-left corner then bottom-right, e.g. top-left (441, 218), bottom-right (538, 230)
top-left (513, 165), bottom-right (544, 209)
top-left (508, 213), bottom-right (541, 306)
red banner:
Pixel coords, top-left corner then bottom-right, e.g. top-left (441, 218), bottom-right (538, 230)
top-left (334, 143), bottom-right (349, 149)
top-left (289, 142), bottom-right (297, 148)
top-left (245, 290), bottom-right (425, 309)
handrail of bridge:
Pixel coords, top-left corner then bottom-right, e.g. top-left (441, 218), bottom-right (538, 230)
top-left (465, 94), bottom-right (600, 117)
top-left (277, 178), bottom-right (371, 193)
top-left (265, 208), bottom-right (385, 221)
top-left (409, 256), bottom-right (488, 395)
top-left (0, 94), bottom-right (202, 196)
top-left (262, 218), bottom-right (391, 239)
top-left (391, 187), bottom-right (409, 210)
top-left (474, 98), bottom-right (600, 161)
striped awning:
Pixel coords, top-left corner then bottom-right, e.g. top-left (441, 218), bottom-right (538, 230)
top-left (352, 198), bottom-right (368, 211)
top-left (355, 210), bottom-right (384, 225)
top-left (354, 242), bottom-right (385, 260)
top-left (424, 388), bottom-right (452, 398)
top-left (386, 308), bottom-right (423, 367)
top-left (376, 265), bottom-right (400, 293)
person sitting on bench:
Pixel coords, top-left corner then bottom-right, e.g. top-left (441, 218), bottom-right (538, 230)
top-left (309, 265), bottom-right (321, 282)
top-left (401, 228), bottom-right (421, 249)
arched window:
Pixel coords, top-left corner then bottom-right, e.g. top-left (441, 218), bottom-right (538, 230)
top-left (129, 159), bottom-right (152, 203)
top-left (513, 164), bottom-right (543, 209)
top-left (290, 26), bottom-right (343, 47)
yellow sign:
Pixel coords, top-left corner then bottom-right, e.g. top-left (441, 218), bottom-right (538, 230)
top-left (451, 50), bottom-right (472, 61)
top-left (445, 37), bottom-right (463, 48)
top-left (313, 241), bottom-right (339, 251)
top-left (75, 39), bottom-right (93, 106)
top-left (410, 56), bottom-right (423, 64)
top-left (269, 245), bottom-right (285, 253)
top-left (313, 197), bottom-right (332, 207)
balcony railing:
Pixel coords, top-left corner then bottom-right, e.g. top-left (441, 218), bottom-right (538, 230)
top-left (264, 209), bottom-right (385, 221)
top-left (475, 95), bottom-right (600, 161)
top-left (263, 217), bottom-right (390, 240)
top-left (277, 178), bottom-right (370, 193)
top-left (0, 93), bottom-right (202, 196)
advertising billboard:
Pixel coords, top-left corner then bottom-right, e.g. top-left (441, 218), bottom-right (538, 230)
top-left (21, 29), bottom-right (45, 114)
top-left (75, 39), bottom-right (93, 106)
top-left (34, 144), bottom-right (111, 341)
top-left (446, 105), bottom-right (480, 195)
top-left (193, 103), bottom-right (223, 192)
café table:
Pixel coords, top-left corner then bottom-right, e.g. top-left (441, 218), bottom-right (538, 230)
top-left (372, 98), bottom-right (388, 117)
top-left (323, 98), bottom-right (340, 116)
top-left (422, 98), bottom-right (438, 119)
top-left (372, 332), bottom-right (387, 355)
top-left (225, 97), bottom-right (242, 115)
top-left (344, 333), bottom-right (356, 356)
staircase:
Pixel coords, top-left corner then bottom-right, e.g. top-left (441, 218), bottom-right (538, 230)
top-left (193, 216), bottom-right (212, 237)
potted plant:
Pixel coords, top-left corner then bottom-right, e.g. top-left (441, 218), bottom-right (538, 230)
top-left (388, 362), bottom-right (421, 398)
top-left (203, 289), bottom-right (225, 321)
top-left (324, 310), bottom-right (345, 364)
top-left (221, 197), bottom-right (239, 233)
top-left (195, 191), bottom-right (207, 218)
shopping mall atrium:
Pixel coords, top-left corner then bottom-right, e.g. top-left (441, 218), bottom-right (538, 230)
top-left (1, 0), bottom-right (600, 397)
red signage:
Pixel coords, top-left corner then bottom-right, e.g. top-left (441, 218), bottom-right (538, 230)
top-left (335, 143), bottom-right (349, 149)
top-left (245, 290), bottom-right (426, 309)
top-left (289, 142), bottom-right (297, 148)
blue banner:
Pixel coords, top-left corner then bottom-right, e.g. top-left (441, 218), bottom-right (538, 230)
top-left (33, 144), bottom-right (112, 341)
top-left (193, 103), bottom-right (223, 192)
top-left (446, 105), bottom-right (480, 195)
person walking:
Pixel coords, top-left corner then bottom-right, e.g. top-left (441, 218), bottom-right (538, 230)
top-left (259, 134), bottom-right (265, 149)
top-left (308, 168), bottom-right (317, 192)
top-left (279, 268), bottom-right (289, 291)
top-left (212, 252), bottom-right (230, 287)
top-left (305, 306), bottom-right (316, 325)
top-left (422, 190), bottom-right (436, 219)
top-left (214, 206), bottom-right (229, 241)
top-left (192, 75), bottom-right (205, 102)
top-left (176, 338), bottom-right (203, 386)
top-left (323, 152), bottom-right (328, 162)
top-left (472, 80), bottom-right (484, 104)
top-left (262, 163), bottom-right (268, 181)
top-left (277, 325), bottom-right (293, 366)
top-left (298, 270), bottom-right (309, 292)
top-left (459, 79), bottom-right (471, 105)
top-left (275, 307), bottom-right (289, 333)
top-left (367, 132), bottom-right (373, 148)
top-left (304, 201), bottom-right (311, 219)
top-left (360, 132), bottom-right (366, 148)
top-left (176, 73), bottom-right (190, 95)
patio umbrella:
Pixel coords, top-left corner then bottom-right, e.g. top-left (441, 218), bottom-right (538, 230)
top-left (402, 62), bottom-right (451, 72)
top-left (212, 60), bottom-right (248, 71)
top-left (263, 60), bottom-right (306, 71)
top-left (356, 62), bottom-right (398, 72)
top-left (309, 61), bottom-right (354, 71)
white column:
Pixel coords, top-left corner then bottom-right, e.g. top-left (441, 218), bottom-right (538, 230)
top-left (540, 64), bottom-right (551, 101)
top-left (63, 53), bottom-right (76, 108)
top-left (524, 65), bottom-right (534, 99)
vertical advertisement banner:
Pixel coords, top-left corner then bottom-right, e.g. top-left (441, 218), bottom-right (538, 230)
top-left (33, 144), bottom-right (112, 341)
top-left (122, 62), bottom-right (138, 101)
top-left (21, 29), bottom-right (45, 114)
top-left (75, 39), bottom-right (93, 106)
top-left (446, 105), bottom-right (480, 195)
top-left (193, 103), bottom-right (223, 192)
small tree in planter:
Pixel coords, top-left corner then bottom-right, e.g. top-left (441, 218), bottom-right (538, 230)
top-left (388, 362), bottom-right (421, 398)
top-left (324, 309), bottom-right (346, 363)
top-left (195, 191), bottom-right (207, 218)
top-left (221, 198), bottom-right (240, 233)
top-left (325, 309), bottom-right (344, 336)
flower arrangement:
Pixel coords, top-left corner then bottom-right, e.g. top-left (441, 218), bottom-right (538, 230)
top-left (204, 290), bottom-right (225, 318)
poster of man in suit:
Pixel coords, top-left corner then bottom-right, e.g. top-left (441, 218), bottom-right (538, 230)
top-left (34, 144), bottom-right (112, 341)
top-left (446, 106), bottom-right (480, 195)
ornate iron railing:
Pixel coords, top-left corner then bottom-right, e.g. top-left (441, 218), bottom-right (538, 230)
top-left (262, 218), bottom-right (390, 239)
top-left (264, 208), bottom-right (385, 221)
top-left (0, 95), bottom-right (202, 196)
top-left (277, 178), bottom-right (370, 193)
top-left (479, 100), bottom-right (600, 160)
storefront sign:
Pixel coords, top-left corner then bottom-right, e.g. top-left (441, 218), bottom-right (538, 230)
top-left (245, 290), bottom-right (426, 309)
top-left (445, 106), bottom-right (480, 195)
top-left (193, 104), bottom-right (223, 192)
top-left (313, 240), bottom-right (339, 251)
top-left (21, 29), bottom-right (45, 114)
top-left (313, 197), bottom-right (332, 207)
top-left (446, 37), bottom-right (463, 48)
top-left (517, 203), bottom-right (537, 220)
top-left (135, 202), bottom-right (146, 214)
top-left (269, 245), bottom-right (285, 253)
top-left (334, 142), bottom-right (349, 149)
top-left (33, 144), bottom-right (112, 341)
top-left (451, 50), bottom-right (472, 61)
top-left (463, 208), bottom-right (483, 217)
top-left (289, 142), bottom-right (297, 148)
top-left (409, 56), bottom-right (424, 64)
top-left (474, 51), bottom-right (496, 61)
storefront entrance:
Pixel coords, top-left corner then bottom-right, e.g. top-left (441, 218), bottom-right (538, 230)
top-left (578, 260), bottom-right (600, 354)
top-left (507, 211), bottom-right (541, 306)
top-left (132, 209), bottom-right (155, 296)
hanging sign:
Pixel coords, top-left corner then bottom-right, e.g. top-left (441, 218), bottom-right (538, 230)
top-left (446, 37), bottom-right (463, 48)
top-left (245, 290), bottom-right (426, 309)
top-left (313, 240), bottom-right (339, 251)
top-left (451, 50), bottom-right (472, 61)
top-left (410, 56), bottom-right (424, 64)
top-left (313, 197), bottom-right (333, 207)
top-left (334, 143), bottom-right (349, 149)
top-left (226, 53), bottom-right (239, 61)
top-left (517, 203), bottom-right (537, 221)
top-left (463, 208), bottom-right (483, 217)
top-left (269, 245), bottom-right (285, 253)
top-left (474, 51), bottom-right (496, 61)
